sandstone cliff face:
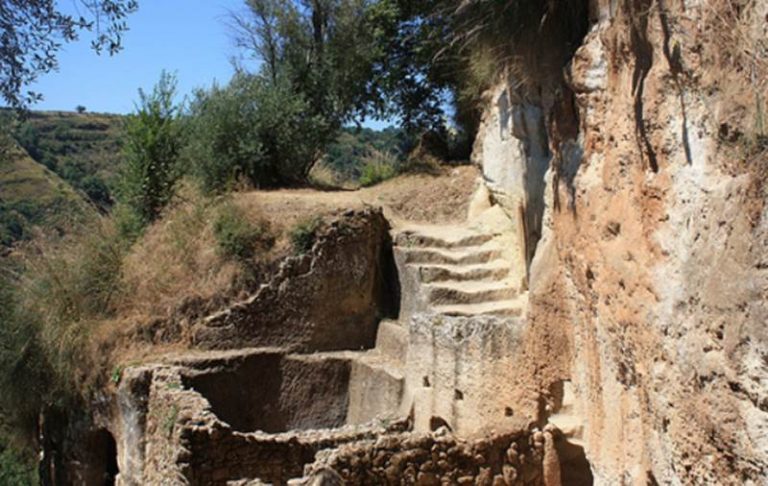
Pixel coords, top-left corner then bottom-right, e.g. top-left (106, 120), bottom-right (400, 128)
top-left (473, 0), bottom-right (767, 484)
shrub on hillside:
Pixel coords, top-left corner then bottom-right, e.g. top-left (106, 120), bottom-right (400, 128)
top-left (13, 122), bottom-right (43, 161)
top-left (78, 175), bottom-right (111, 209)
top-left (213, 202), bottom-right (272, 261)
top-left (57, 159), bottom-right (112, 208)
top-left (116, 71), bottom-right (184, 232)
top-left (185, 73), bottom-right (328, 192)
top-left (289, 216), bottom-right (322, 255)
top-left (359, 149), bottom-right (399, 187)
top-left (0, 208), bottom-right (27, 246)
top-left (359, 161), bottom-right (397, 187)
top-left (0, 445), bottom-right (37, 486)
top-left (322, 127), bottom-right (408, 184)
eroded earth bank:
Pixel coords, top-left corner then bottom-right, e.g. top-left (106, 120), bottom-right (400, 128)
top-left (42, 1), bottom-right (767, 485)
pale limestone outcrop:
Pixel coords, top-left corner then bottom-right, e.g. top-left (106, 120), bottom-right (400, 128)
top-left (404, 313), bottom-right (524, 435)
top-left (472, 85), bottom-right (551, 275)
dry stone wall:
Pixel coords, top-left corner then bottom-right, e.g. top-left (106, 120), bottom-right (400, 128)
top-left (113, 350), bottom-right (412, 485)
top-left (298, 426), bottom-right (580, 486)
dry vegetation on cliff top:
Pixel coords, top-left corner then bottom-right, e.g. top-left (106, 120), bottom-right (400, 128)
top-left (92, 165), bottom-right (478, 364)
top-left (702, 0), bottom-right (768, 221)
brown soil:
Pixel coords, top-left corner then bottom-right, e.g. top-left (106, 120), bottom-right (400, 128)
top-left (237, 164), bottom-right (480, 231)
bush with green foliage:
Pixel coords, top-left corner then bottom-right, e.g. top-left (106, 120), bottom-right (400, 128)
top-left (212, 202), bottom-right (272, 261)
top-left (56, 159), bottom-right (112, 209)
top-left (0, 445), bottom-right (37, 486)
top-left (116, 71), bottom-right (184, 232)
top-left (186, 73), bottom-right (328, 192)
top-left (357, 146), bottom-right (400, 186)
top-left (13, 123), bottom-right (43, 162)
top-left (324, 127), bottom-right (408, 181)
top-left (289, 216), bottom-right (322, 255)
top-left (0, 206), bottom-right (28, 246)
top-left (359, 160), bottom-right (397, 187)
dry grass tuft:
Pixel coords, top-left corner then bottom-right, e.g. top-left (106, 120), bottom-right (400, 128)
top-left (308, 161), bottom-right (345, 189)
top-left (704, 0), bottom-right (767, 145)
top-left (117, 183), bottom-right (274, 323)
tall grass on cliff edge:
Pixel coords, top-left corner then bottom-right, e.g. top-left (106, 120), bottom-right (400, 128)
top-left (0, 217), bottom-right (125, 436)
top-left (707, 0), bottom-right (767, 151)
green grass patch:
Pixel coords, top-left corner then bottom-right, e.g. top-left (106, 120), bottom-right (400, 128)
top-left (213, 202), bottom-right (273, 262)
top-left (289, 216), bottom-right (323, 255)
top-left (359, 161), bottom-right (397, 187)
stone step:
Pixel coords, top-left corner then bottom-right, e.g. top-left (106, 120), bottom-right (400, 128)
top-left (415, 260), bottom-right (510, 284)
top-left (347, 351), bottom-right (405, 425)
top-left (402, 246), bottom-right (502, 266)
top-left (374, 320), bottom-right (408, 364)
top-left (394, 225), bottom-right (493, 249)
top-left (549, 414), bottom-right (584, 446)
top-left (433, 299), bottom-right (524, 317)
top-left (426, 280), bottom-right (517, 306)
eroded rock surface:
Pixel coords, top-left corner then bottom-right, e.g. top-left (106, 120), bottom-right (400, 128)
top-left (472, 1), bottom-right (768, 484)
top-left (193, 209), bottom-right (398, 352)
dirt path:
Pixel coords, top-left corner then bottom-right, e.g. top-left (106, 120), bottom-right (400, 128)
top-left (235, 165), bottom-right (481, 233)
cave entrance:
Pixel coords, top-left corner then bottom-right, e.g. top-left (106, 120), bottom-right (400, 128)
top-left (558, 439), bottom-right (594, 486)
top-left (85, 428), bottom-right (119, 486)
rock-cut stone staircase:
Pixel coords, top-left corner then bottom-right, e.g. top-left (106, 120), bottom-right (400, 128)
top-left (345, 212), bottom-right (528, 426)
top-left (394, 220), bottom-right (525, 318)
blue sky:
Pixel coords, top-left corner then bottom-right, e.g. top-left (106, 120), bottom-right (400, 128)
top-left (31, 0), bottom-right (395, 129)
top-left (32, 0), bottom-right (243, 114)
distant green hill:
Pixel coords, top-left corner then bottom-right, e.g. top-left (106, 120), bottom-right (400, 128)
top-left (13, 111), bottom-right (126, 209)
top-left (0, 144), bottom-right (94, 249)
top-left (324, 126), bottom-right (407, 181)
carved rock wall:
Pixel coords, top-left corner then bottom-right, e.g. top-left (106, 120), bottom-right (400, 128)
top-left (472, 0), bottom-right (768, 483)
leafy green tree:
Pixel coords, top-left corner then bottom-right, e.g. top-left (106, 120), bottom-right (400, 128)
top-left (368, 0), bottom-right (588, 137)
top-left (231, 0), bottom-right (389, 167)
top-left (186, 72), bottom-right (328, 191)
top-left (0, 445), bottom-right (37, 486)
top-left (116, 71), bottom-right (183, 231)
top-left (0, 0), bottom-right (138, 108)
top-left (12, 123), bottom-right (43, 161)
top-left (232, 0), bottom-right (469, 150)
